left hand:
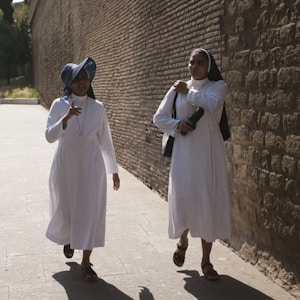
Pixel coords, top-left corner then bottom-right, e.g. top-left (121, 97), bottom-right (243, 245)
top-left (177, 120), bottom-right (194, 135)
top-left (173, 80), bottom-right (189, 95)
top-left (112, 173), bottom-right (120, 191)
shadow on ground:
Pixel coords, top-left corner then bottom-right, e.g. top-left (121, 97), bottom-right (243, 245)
top-left (178, 270), bottom-right (274, 300)
top-left (53, 262), bottom-right (134, 300)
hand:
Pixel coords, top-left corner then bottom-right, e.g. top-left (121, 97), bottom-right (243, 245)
top-left (173, 80), bottom-right (189, 95)
top-left (62, 100), bottom-right (82, 128)
top-left (112, 173), bottom-right (120, 191)
top-left (68, 99), bottom-right (82, 117)
top-left (177, 120), bottom-right (194, 135)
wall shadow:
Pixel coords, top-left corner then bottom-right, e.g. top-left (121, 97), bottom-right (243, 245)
top-left (52, 262), bottom-right (134, 300)
top-left (177, 270), bottom-right (274, 300)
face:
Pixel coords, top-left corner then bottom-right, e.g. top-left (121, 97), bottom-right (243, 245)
top-left (188, 52), bottom-right (209, 80)
top-left (70, 69), bottom-right (90, 96)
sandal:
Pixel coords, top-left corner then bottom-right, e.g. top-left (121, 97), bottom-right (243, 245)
top-left (173, 243), bottom-right (188, 267)
top-left (201, 262), bottom-right (220, 281)
top-left (63, 244), bottom-right (74, 259)
top-left (81, 265), bottom-right (99, 282)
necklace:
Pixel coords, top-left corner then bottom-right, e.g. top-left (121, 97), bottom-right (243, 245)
top-left (76, 98), bottom-right (88, 136)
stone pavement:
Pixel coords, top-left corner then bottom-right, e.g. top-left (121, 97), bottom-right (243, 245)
top-left (0, 103), bottom-right (297, 300)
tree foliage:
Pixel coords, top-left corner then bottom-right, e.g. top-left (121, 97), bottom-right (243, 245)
top-left (0, 0), bottom-right (14, 25)
top-left (0, 2), bottom-right (31, 84)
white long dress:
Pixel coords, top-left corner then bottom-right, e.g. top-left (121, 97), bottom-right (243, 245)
top-left (153, 78), bottom-right (231, 243)
top-left (45, 94), bottom-right (118, 250)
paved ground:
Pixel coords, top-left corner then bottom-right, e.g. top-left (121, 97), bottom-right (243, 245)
top-left (0, 103), bottom-right (297, 300)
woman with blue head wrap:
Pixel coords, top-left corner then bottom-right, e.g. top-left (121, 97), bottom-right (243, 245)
top-left (45, 57), bottom-right (120, 282)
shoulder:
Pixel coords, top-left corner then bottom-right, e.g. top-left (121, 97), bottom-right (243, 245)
top-left (50, 96), bottom-right (70, 109)
top-left (206, 80), bottom-right (227, 93)
top-left (207, 80), bottom-right (225, 88)
top-left (88, 97), bottom-right (104, 108)
top-left (88, 98), bottom-right (106, 115)
top-left (53, 96), bottom-right (71, 104)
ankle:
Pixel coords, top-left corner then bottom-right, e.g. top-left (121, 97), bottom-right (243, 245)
top-left (179, 237), bottom-right (188, 246)
top-left (201, 259), bottom-right (210, 266)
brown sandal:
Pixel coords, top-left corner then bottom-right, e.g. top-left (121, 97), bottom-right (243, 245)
top-left (201, 262), bottom-right (220, 281)
top-left (173, 243), bottom-right (188, 267)
top-left (81, 265), bottom-right (99, 282)
top-left (63, 244), bottom-right (74, 259)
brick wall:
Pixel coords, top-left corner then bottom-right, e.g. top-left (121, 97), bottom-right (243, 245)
top-left (30, 0), bottom-right (300, 291)
top-left (222, 0), bottom-right (300, 290)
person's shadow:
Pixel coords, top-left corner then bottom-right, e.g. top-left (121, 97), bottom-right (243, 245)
top-left (53, 262), bottom-right (134, 300)
top-left (138, 286), bottom-right (155, 300)
top-left (177, 270), bottom-right (274, 300)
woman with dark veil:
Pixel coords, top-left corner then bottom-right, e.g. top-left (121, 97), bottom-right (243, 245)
top-left (153, 48), bottom-right (230, 281)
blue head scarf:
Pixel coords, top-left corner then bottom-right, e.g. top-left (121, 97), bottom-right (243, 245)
top-left (60, 57), bottom-right (96, 98)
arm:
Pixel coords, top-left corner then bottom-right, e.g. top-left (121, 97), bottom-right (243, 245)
top-left (45, 98), bottom-right (81, 143)
top-left (97, 107), bottom-right (119, 174)
top-left (153, 87), bottom-right (181, 137)
top-left (185, 80), bottom-right (227, 111)
top-left (45, 99), bottom-right (66, 143)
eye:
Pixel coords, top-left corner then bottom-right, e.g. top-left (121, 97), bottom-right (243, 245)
top-left (197, 60), bottom-right (206, 66)
top-left (189, 60), bottom-right (195, 65)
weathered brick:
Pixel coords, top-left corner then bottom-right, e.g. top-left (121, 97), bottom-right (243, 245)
top-left (241, 109), bottom-right (257, 128)
top-left (245, 71), bottom-right (258, 88)
top-left (250, 49), bottom-right (269, 69)
top-left (277, 67), bottom-right (300, 88)
top-left (286, 135), bottom-right (300, 155)
top-left (270, 3), bottom-right (291, 26)
top-left (283, 113), bottom-right (300, 133)
top-left (259, 169), bottom-right (269, 189)
top-left (249, 92), bottom-right (266, 107)
top-left (282, 155), bottom-right (296, 177)
top-left (271, 154), bottom-right (282, 173)
top-left (265, 131), bottom-right (285, 152)
top-left (261, 112), bottom-right (281, 131)
top-left (226, 70), bottom-right (244, 87)
top-left (279, 23), bottom-right (296, 46)
top-left (251, 130), bottom-right (265, 148)
top-left (269, 172), bottom-right (285, 191)
top-left (258, 69), bottom-right (277, 88)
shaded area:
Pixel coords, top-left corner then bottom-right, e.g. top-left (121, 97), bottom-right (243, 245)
top-left (178, 270), bottom-right (274, 300)
top-left (138, 286), bottom-right (155, 300)
top-left (53, 262), bottom-right (134, 300)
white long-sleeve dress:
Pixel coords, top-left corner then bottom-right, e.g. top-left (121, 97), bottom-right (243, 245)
top-left (153, 78), bottom-right (231, 243)
top-left (45, 94), bottom-right (118, 250)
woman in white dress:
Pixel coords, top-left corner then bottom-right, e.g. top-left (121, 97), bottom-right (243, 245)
top-left (45, 57), bottom-right (120, 281)
top-left (153, 49), bottom-right (231, 281)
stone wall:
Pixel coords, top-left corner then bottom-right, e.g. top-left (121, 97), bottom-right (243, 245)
top-left (222, 0), bottom-right (300, 291)
top-left (30, 0), bottom-right (300, 293)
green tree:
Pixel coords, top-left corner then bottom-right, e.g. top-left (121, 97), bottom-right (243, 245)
top-left (0, 0), bottom-right (13, 25)
top-left (14, 3), bottom-right (31, 66)
top-left (0, 3), bottom-right (31, 85)
top-left (0, 9), bottom-right (14, 84)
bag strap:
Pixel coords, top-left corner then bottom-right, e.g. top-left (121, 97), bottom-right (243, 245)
top-left (172, 92), bottom-right (178, 119)
top-left (219, 103), bottom-right (230, 141)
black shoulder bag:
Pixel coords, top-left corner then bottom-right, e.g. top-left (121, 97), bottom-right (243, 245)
top-left (162, 92), bottom-right (178, 157)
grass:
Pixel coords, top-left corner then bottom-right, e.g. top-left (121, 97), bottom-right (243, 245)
top-left (0, 76), bottom-right (39, 98)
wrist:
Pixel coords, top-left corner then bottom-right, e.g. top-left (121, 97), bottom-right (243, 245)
top-left (175, 121), bottom-right (181, 132)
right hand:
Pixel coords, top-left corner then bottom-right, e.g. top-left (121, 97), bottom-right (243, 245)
top-left (62, 100), bottom-right (81, 128)
top-left (68, 100), bottom-right (82, 117)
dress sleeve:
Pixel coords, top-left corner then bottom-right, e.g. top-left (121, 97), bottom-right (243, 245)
top-left (185, 80), bottom-right (227, 111)
top-left (153, 87), bottom-right (181, 137)
top-left (45, 99), bottom-right (66, 143)
top-left (97, 108), bottom-right (119, 174)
